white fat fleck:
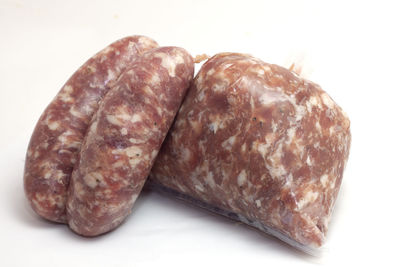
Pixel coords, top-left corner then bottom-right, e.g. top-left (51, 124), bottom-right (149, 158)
top-left (314, 142), bottom-right (321, 149)
top-left (259, 93), bottom-right (272, 106)
top-left (241, 143), bottom-right (247, 153)
top-left (256, 68), bottom-right (265, 76)
top-left (82, 102), bottom-right (95, 116)
top-left (58, 85), bottom-right (74, 102)
top-left (215, 68), bottom-right (228, 80)
top-left (57, 130), bottom-right (80, 148)
top-left (51, 169), bottom-right (65, 183)
top-left (321, 93), bottom-right (335, 109)
top-left (181, 147), bottom-right (191, 162)
top-left (267, 163), bottom-right (287, 180)
top-left (156, 106), bottom-right (163, 116)
top-left (250, 96), bottom-right (255, 110)
top-left (306, 155), bottom-right (312, 166)
top-left (106, 115), bottom-right (122, 126)
top-left (237, 170), bottom-right (247, 187)
top-left (83, 172), bottom-right (105, 189)
top-left (150, 74), bottom-right (161, 85)
top-left (34, 193), bottom-right (47, 202)
top-left (222, 63), bottom-right (233, 70)
top-left (120, 128), bottom-right (128, 135)
top-left (208, 121), bottom-right (219, 134)
top-left (320, 174), bottom-right (329, 187)
top-left (174, 52), bottom-right (185, 65)
top-left (87, 65), bottom-right (97, 73)
top-left (106, 112), bottom-right (141, 126)
top-left (315, 121), bottom-right (322, 132)
top-left (330, 177), bottom-right (337, 189)
top-left (120, 146), bottom-right (145, 168)
top-left (195, 184), bottom-right (205, 192)
top-left (33, 193), bottom-right (57, 210)
top-left (143, 85), bottom-right (156, 97)
top-left (89, 75), bottom-right (105, 88)
top-left (112, 160), bottom-right (125, 168)
top-left (106, 69), bottom-right (116, 83)
top-left (294, 104), bottom-right (306, 121)
top-left (64, 85), bottom-right (73, 93)
top-left (262, 65), bottom-right (271, 72)
top-left (279, 93), bottom-right (307, 122)
top-left (73, 181), bottom-right (86, 200)
top-left (47, 121), bottom-right (60, 131)
top-left (155, 52), bottom-right (181, 77)
top-left (257, 142), bottom-right (270, 158)
top-left (271, 122), bottom-right (278, 132)
top-left (297, 190), bottom-right (319, 210)
top-left (306, 95), bottom-right (320, 112)
top-left (259, 92), bottom-right (288, 106)
top-left (131, 114), bottom-right (142, 123)
top-left (329, 126), bottom-right (335, 136)
top-left (207, 68), bottom-right (216, 76)
top-left (212, 82), bottom-right (226, 92)
top-left (285, 127), bottom-right (297, 144)
top-left (255, 199), bottom-right (262, 208)
top-left (129, 138), bottom-right (143, 144)
top-left (70, 106), bottom-right (84, 118)
top-left (284, 173), bottom-right (294, 188)
top-left (310, 95), bottom-right (319, 105)
top-left (205, 172), bottom-right (216, 189)
top-left (221, 135), bottom-right (236, 150)
top-left (125, 146), bottom-right (142, 158)
top-left (208, 115), bottom-right (226, 134)
top-left (197, 90), bottom-right (205, 102)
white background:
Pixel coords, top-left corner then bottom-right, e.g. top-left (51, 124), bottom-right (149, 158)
top-left (1, 0), bottom-right (399, 266)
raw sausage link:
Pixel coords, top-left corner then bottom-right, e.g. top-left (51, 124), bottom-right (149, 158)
top-left (24, 36), bottom-right (158, 223)
top-left (149, 53), bottom-right (351, 253)
top-left (66, 47), bottom-right (194, 236)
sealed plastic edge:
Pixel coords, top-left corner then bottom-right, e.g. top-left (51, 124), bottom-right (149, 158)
top-left (146, 181), bottom-right (322, 256)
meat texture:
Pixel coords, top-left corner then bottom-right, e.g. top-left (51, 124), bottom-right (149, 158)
top-left (24, 36), bottom-right (158, 223)
top-left (149, 53), bottom-right (351, 253)
top-left (67, 47), bottom-right (194, 236)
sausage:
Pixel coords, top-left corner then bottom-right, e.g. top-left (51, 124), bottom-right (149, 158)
top-left (66, 47), bottom-right (194, 236)
top-left (24, 36), bottom-right (158, 223)
top-left (148, 53), bottom-right (351, 253)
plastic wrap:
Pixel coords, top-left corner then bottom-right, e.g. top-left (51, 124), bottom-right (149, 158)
top-left (149, 52), bottom-right (351, 254)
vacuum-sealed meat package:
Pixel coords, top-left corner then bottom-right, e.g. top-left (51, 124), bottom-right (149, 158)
top-left (149, 52), bottom-right (351, 254)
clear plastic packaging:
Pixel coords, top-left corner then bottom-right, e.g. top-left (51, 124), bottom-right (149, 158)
top-left (149, 52), bottom-right (351, 255)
